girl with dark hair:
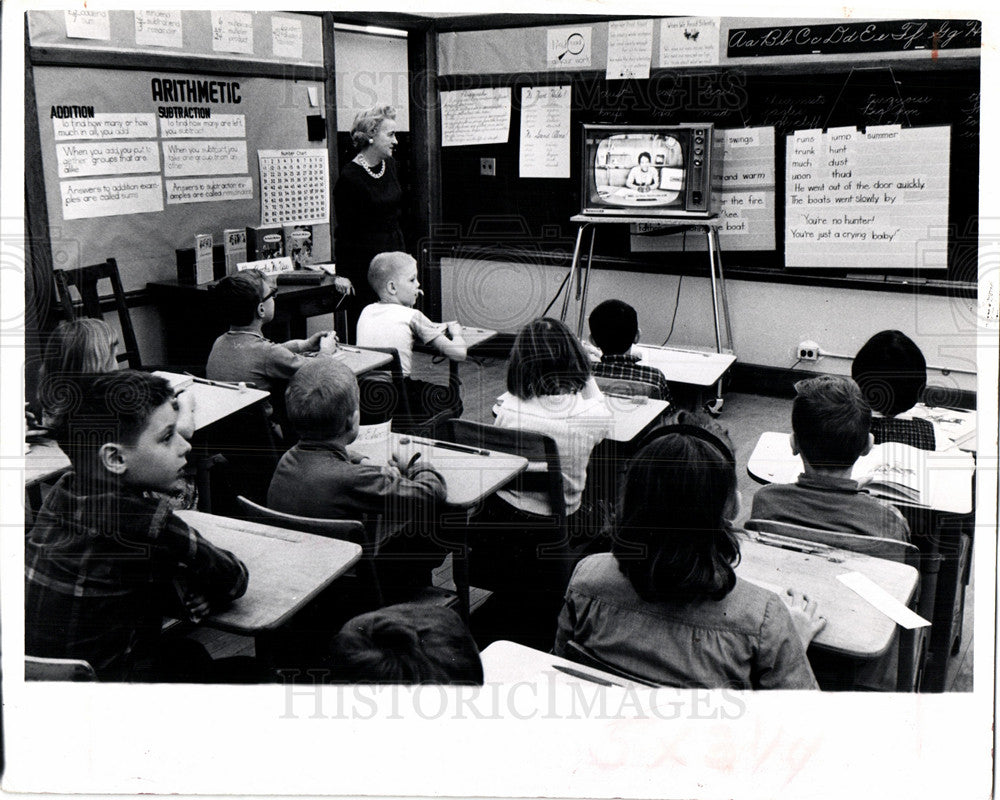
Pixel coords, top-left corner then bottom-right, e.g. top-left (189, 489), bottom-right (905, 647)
top-left (555, 430), bottom-right (825, 689)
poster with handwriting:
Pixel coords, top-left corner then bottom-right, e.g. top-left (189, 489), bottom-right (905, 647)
top-left (659, 17), bottom-right (721, 67)
top-left (546, 27), bottom-right (592, 68)
top-left (519, 86), bottom-right (571, 179)
top-left (64, 9), bottom-right (110, 40)
top-left (159, 115), bottom-right (246, 139)
top-left (166, 177), bottom-right (254, 205)
top-left (52, 113), bottom-right (157, 141)
top-left (134, 10), bottom-right (183, 49)
top-left (632, 127), bottom-right (776, 253)
top-left (606, 19), bottom-right (653, 80)
top-left (272, 16), bottom-right (304, 59)
top-left (211, 11), bottom-right (253, 55)
top-left (56, 141), bottom-right (161, 179)
top-left (441, 88), bottom-right (511, 147)
top-left (785, 125), bottom-right (950, 268)
top-left (162, 140), bottom-right (249, 177)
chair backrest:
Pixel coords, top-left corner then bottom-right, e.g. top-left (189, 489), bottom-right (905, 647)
top-left (53, 259), bottom-right (142, 369)
top-left (443, 418), bottom-right (566, 521)
top-left (235, 495), bottom-right (382, 607)
top-left (354, 346), bottom-right (412, 424)
top-left (563, 640), bottom-right (659, 687)
top-left (594, 376), bottom-right (657, 399)
top-left (744, 518), bottom-right (920, 567)
top-left (25, 655), bottom-right (97, 681)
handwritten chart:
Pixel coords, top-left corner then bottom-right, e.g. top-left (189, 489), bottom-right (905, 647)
top-left (519, 86), bottom-right (571, 178)
top-left (785, 125), bottom-right (949, 269)
top-left (441, 88), bottom-right (511, 147)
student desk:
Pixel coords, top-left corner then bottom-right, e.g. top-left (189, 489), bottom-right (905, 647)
top-left (348, 432), bottom-right (528, 619)
top-left (302, 346), bottom-right (392, 376)
top-left (491, 395), bottom-right (670, 446)
top-left (176, 510), bottom-right (361, 656)
top-left (24, 437), bottom-right (71, 491)
top-left (631, 344), bottom-right (736, 390)
top-left (147, 277), bottom-right (347, 368)
top-left (746, 430), bottom-right (976, 692)
top-left (480, 639), bottom-right (651, 689)
top-left (738, 535), bottom-right (920, 661)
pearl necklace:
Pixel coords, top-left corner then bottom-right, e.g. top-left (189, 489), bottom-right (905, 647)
top-left (357, 153), bottom-right (386, 179)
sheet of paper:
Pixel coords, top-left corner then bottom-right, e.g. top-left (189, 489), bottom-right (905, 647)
top-left (606, 18), bottom-right (653, 80)
top-left (272, 16), bottom-right (303, 59)
top-left (546, 27), bottom-right (592, 68)
top-left (162, 140), bottom-right (248, 177)
top-left (837, 571), bottom-right (930, 629)
top-left (659, 17), bottom-right (721, 67)
top-left (258, 149), bottom-right (330, 226)
top-left (159, 115), bottom-right (246, 139)
top-left (211, 11), bottom-right (254, 55)
top-left (785, 125), bottom-right (950, 268)
top-left (165, 177), bottom-right (253, 204)
top-left (64, 10), bottom-right (110, 40)
top-left (353, 422), bottom-right (392, 464)
top-left (134, 10), bottom-right (183, 49)
top-left (52, 113), bottom-right (157, 141)
top-left (56, 141), bottom-right (161, 178)
top-left (60, 176), bottom-right (164, 220)
top-left (440, 88), bottom-right (511, 147)
top-left (519, 85), bottom-right (571, 178)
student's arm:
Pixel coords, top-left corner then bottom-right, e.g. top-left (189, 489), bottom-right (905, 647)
top-left (755, 592), bottom-right (822, 690)
top-left (339, 461), bottom-right (447, 518)
top-left (282, 330), bottom-right (336, 354)
top-left (414, 312), bottom-right (467, 362)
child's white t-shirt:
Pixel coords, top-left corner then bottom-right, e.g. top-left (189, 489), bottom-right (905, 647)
top-left (356, 302), bottom-right (445, 376)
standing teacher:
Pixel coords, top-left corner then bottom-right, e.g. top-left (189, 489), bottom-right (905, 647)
top-left (334, 105), bottom-right (406, 343)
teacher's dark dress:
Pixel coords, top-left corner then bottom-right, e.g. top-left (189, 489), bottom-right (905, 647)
top-left (333, 159), bottom-right (406, 340)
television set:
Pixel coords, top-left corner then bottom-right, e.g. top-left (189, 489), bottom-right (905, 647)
top-left (580, 123), bottom-right (723, 219)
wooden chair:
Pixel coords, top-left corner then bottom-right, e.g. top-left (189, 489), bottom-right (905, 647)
top-left (235, 495), bottom-right (383, 609)
top-left (53, 259), bottom-right (142, 369)
top-left (25, 656), bottom-right (97, 681)
top-left (563, 640), bottom-right (659, 687)
top-left (594, 375), bottom-right (658, 399)
top-left (744, 517), bottom-right (927, 692)
top-left (354, 346), bottom-right (413, 426)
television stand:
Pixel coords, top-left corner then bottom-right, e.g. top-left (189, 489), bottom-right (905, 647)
top-left (564, 214), bottom-right (734, 413)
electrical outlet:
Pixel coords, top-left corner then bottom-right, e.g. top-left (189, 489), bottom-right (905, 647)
top-left (797, 340), bottom-right (821, 361)
top-left (480, 158), bottom-right (496, 176)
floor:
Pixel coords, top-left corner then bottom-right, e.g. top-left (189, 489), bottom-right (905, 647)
top-left (196, 351), bottom-right (974, 692)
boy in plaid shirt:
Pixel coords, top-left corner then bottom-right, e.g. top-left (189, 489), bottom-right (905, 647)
top-left (25, 371), bottom-right (249, 681)
top-left (587, 299), bottom-right (672, 402)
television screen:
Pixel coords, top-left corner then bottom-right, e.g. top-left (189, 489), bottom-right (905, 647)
top-left (592, 133), bottom-right (686, 208)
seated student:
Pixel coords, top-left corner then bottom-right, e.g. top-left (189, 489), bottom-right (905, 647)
top-left (34, 318), bottom-right (198, 510)
top-left (751, 375), bottom-right (910, 541)
top-left (852, 329), bottom-right (942, 450)
top-left (356, 251), bottom-right (467, 423)
top-left (587, 299), bottom-right (672, 403)
top-left (267, 358), bottom-right (449, 602)
top-left (326, 603), bottom-right (483, 684)
top-left (555, 428), bottom-right (824, 690)
top-left (25, 371), bottom-right (250, 682)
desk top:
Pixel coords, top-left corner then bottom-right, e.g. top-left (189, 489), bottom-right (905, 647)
top-left (153, 372), bottom-right (269, 429)
top-left (348, 431), bottom-right (527, 509)
top-left (304, 347), bottom-right (392, 376)
top-left (176, 509), bottom-right (361, 634)
top-left (601, 396), bottom-right (672, 443)
top-left (24, 437), bottom-right (72, 488)
top-left (631, 344), bottom-right (736, 387)
top-left (479, 640), bottom-right (650, 689)
top-left (737, 534), bottom-right (920, 659)
top-left (747, 431), bottom-right (975, 515)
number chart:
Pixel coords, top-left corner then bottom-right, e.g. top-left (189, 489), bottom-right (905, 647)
top-left (258, 148), bottom-right (329, 225)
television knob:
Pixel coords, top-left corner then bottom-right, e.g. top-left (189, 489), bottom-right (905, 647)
top-left (693, 159), bottom-right (702, 167)
top-left (692, 191), bottom-right (703, 203)
top-left (694, 147), bottom-right (703, 155)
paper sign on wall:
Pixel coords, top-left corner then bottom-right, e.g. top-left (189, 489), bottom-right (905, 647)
top-left (258, 149), bottom-right (330, 226)
top-left (57, 141), bottom-right (161, 178)
top-left (159, 115), bottom-right (247, 139)
top-left (162, 140), bottom-right (248, 177)
top-left (546, 27), bottom-right (592, 68)
top-left (53, 113), bottom-right (157, 141)
top-left (135, 10), bottom-right (183, 49)
top-left (272, 17), bottom-right (304, 59)
top-left (60, 176), bottom-right (164, 220)
top-left (211, 11), bottom-right (254, 54)
top-left (606, 19), bottom-right (653, 80)
top-left (64, 10), bottom-right (110, 41)
top-left (784, 125), bottom-right (950, 269)
top-left (166, 177), bottom-right (254, 204)
top-left (519, 86), bottom-right (571, 179)
top-left (441, 88), bottom-right (511, 147)
top-left (659, 17), bottom-right (721, 67)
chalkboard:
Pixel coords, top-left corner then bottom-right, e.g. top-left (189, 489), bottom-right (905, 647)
top-left (437, 64), bottom-right (979, 285)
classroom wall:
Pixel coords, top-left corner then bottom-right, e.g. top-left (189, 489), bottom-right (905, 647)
top-left (439, 257), bottom-right (979, 394)
top-left (334, 30), bottom-right (410, 131)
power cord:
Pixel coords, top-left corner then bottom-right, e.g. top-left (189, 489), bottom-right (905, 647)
top-left (661, 274), bottom-right (684, 345)
top-left (541, 268), bottom-right (573, 317)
